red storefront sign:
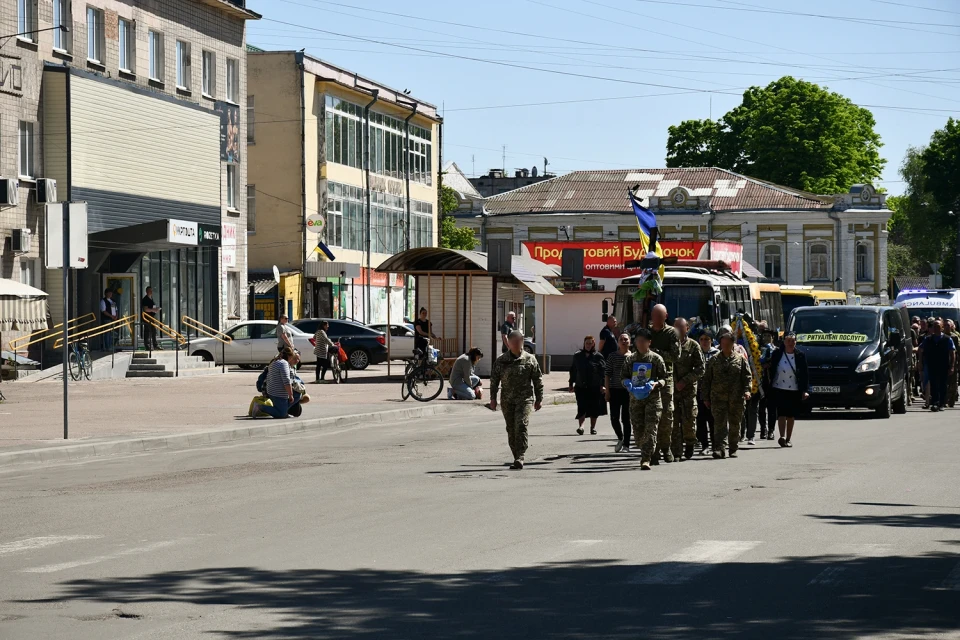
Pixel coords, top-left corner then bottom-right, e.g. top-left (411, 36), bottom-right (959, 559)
top-left (521, 240), bottom-right (743, 279)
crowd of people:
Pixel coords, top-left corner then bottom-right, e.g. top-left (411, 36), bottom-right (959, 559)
top-left (910, 315), bottom-right (958, 412)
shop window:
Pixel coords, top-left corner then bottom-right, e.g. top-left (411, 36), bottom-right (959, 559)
top-left (202, 50), bottom-right (215, 97)
top-left (118, 18), bottom-right (134, 73)
top-left (86, 7), bottom-right (104, 64)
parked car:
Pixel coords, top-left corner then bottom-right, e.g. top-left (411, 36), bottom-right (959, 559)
top-left (293, 318), bottom-right (388, 370)
top-left (189, 320), bottom-right (314, 367)
top-left (368, 323), bottom-right (417, 360)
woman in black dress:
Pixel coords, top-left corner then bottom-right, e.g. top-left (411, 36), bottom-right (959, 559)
top-left (414, 307), bottom-right (433, 354)
top-left (569, 335), bottom-right (607, 436)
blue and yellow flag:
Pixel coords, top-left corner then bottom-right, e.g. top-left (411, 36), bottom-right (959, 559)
top-left (629, 192), bottom-right (664, 280)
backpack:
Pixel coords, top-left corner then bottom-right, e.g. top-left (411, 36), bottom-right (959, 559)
top-left (256, 366), bottom-right (269, 394)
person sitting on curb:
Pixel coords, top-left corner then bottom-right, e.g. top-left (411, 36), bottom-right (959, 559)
top-left (448, 348), bottom-right (484, 400)
top-left (254, 347), bottom-right (303, 419)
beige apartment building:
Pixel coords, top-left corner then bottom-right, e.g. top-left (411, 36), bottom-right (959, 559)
top-left (1, 0), bottom-right (257, 357)
top-left (247, 50), bottom-right (440, 324)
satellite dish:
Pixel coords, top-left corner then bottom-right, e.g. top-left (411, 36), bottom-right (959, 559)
top-left (272, 265), bottom-right (281, 283)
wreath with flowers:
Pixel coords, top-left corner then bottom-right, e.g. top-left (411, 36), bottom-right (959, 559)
top-left (732, 314), bottom-right (762, 394)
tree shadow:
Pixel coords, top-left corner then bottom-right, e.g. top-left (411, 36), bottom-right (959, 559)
top-left (19, 553), bottom-right (960, 639)
top-left (809, 512), bottom-right (960, 529)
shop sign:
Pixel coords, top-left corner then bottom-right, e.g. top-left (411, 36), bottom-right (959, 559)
top-left (521, 240), bottom-right (743, 278)
top-left (168, 219), bottom-right (198, 245)
top-left (222, 247), bottom-right (237, 268)
top-left (198, 224), bottom-right (222, 246)
top-left (0, 54), bottom-right (24, 97)
top-left (306, 214), bottom-right (326, 233)
top-left (222, 222), bottom-right (237, 246)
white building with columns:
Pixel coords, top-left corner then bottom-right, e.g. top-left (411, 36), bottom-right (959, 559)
top-left (458, 168), bottom-right (892, 303)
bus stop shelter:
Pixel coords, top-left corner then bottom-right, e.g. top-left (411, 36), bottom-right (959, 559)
top-left (376, 248), bottom-right (562, 377)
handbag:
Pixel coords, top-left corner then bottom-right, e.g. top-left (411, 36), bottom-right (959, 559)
top-left (291, 377), bottom-right (306, 394)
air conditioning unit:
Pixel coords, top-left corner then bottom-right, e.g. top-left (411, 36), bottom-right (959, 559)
top-left (0, 178), bottom-right (19, 206)
top-left (12, 228), bottom-right (32, 253)
top-left (35, 178), bottom-right (57, 203)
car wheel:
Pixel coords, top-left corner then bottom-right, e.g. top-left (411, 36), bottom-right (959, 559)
top-left (876, 383), bottom-right (892, 419)
top-left (349, 349), bottom-right (370, 370)
top-left (192, 350), bottom-right (213, 362)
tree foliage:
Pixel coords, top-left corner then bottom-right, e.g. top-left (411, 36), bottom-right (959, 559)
top-left (890, 119), bottom-right (960, 284)
top-left (666, 77), bottom-right (885, 194)
top-left (438, 184), bottom-right (477, 251)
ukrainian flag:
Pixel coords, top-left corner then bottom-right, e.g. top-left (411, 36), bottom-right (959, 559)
top-left (629, 191), bottom-right (664, 279)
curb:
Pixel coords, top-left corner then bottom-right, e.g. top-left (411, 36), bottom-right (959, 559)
top-left (0, 392), bottom-right (576, 467)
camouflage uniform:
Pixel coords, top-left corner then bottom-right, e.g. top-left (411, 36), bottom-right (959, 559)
top-left (490, 350), bottom-right (545, 462)
top-left (948, 332), bottom-right (960, 407)
top-left (702, 351), bottom-right (752, 454)
top-left (672, 336), bottom-right (705, 457)
top-left (650, 325), bottom-right (681, 459)
top-left (620, 350), bottom-right (666, 464)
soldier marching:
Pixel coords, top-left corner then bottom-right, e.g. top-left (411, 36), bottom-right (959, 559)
top-left (489, 329), bottom-right (544, 470)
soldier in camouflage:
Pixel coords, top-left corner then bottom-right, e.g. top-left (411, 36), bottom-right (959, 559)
top-left (649, 304), bottom-right (681, 463)
top-left (672, 317), bottom-right (705, 461)
top-left (620, 328), bottom-right (666, 471)
top-left (945, 320), bottom-right (960, 408)
top-left (490, 330), bottom-right (544, 470)
top-left (702, 331), bottom-right (752, 459)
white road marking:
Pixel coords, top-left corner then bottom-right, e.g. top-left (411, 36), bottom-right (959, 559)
top-left (926, 561), bottom-right (960, 591)
top-left (0, 535), bottom-right (102, 556)
top-left (479, 540), bottom-right (605, 583)
top-left (808, 544), bottom-right (893, 586)
top-left (19, 539), bottom-right (181, 573)
top-left (627, 540), bottom-right (762, 585)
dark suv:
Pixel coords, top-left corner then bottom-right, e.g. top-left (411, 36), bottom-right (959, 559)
top-left (293, 318), bottom-right (388, 370)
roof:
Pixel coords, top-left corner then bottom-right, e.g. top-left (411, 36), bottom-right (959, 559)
top-left (443, 162), bottom-right (483, 201)
top-left (483, 168), bottom-right (833, 215)
top-left (375, 248), bottom-right (562, 296)
top-left (250, 279), bottom-right (278, 295)
top-left (196, 0), bottom-right (261, 20)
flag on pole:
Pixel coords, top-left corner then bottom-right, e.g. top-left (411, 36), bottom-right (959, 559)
top-left (313, 242), bottom-right (336, 261)
top-left (629, 191), bottom-right (664, 281)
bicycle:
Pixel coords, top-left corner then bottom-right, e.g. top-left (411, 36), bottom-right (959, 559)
top-left (68, 339), bottom-right (92, 381)
top-left (403, 348), bottom-right (444, 402)
top-left (329, 343), bottom-right (347, 384)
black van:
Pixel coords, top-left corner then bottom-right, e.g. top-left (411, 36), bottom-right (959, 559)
top-left (786, 306), bottom-right (910, 418)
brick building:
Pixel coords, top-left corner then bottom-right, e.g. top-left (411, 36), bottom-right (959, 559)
top-left (0, 0), bottom-right (258, 352)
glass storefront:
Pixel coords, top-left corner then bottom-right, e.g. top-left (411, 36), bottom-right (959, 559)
top-left (134, 247), bottom-right (217, 335)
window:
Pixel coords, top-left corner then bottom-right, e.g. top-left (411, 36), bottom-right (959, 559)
top-left (247, 184), bottom-right (256, 233)
top-left (763, 244), bottom-right (782, 280)
top-left (856, 243), bottom-right (872, 281)
top-left (148, 30), bottom-right (164, 81)
top-left (18, 0), bottom-right (36, 40)
top-left (18, 121), bottom-right (34, 178)
top-left (226, 165), bottom-right (238, 209)
top-left (808, 243), bottom-right (829, 281)
top-left (86, 7), bottom-right (104, 63)
top-left (53, 0), bottom-right (70, 51)
top-left (228, 324), bottom-right (251, 339)
top-left (247, 95), bottom-right (255, 143)
top-left (227, 272), bottom-right (241, 318)
top-left (118, 18), bottom-right (134, 72)
top-left (19, 259), bottom-right (37, 288)
top-left (202, 50), bottom-right (215, 96)
top-left (175, 40), bottom-right (191, 90)
top-left (226, 57), bottom-right (239, 103)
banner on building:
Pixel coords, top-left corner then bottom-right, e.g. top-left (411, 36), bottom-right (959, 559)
top-left (215, 101), bottom-right (240, 163)
top-left (521, 240), bottom-right (743, 278)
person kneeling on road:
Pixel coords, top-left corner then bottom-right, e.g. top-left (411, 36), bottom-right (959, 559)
top-left (449, 348), bottom-right (484, 400)
top-left (254, 347), bottom-right (303, 419)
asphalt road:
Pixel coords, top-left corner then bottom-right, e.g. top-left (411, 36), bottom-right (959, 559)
top-left (1, 402), bottom-right (958, 639)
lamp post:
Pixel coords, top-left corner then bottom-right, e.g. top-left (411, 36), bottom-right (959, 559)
top-left (1, 25), bottom-right (69, 48)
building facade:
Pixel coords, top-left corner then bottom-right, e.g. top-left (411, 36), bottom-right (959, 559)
top-left (460, 168), bottom-right (892, 303)
top-left (247, 51), bottom-right (440, 324)
top-left (1, 0), bottom-right (257, 352)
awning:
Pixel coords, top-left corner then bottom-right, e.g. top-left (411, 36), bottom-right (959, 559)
top-left (741, 260), bottom-right (764, 280)
top-left (250, 279), bottom-right (278, 295)
top-left (0, 278), bottom-right (49, 332)
top-left (305, 261), bottom-right (361, 279)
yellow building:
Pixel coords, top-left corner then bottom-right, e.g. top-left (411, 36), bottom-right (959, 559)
top-left (247, 51), bottom-right (440, 323)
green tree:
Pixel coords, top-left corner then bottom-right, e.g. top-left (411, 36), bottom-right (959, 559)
top-left (893, 119), bottom-right (960, 284)
top-left (666, 77), bottom-right (885, 194)
top-left (885, 195), bottom-right (924, 278)
top-left (437, 184), bottom-right (477, 250)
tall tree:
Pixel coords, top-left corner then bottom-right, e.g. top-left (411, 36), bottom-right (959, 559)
top-left (438, 184), bottom-right (477, 251)
top-left (892, 119), bottom-right (960, 284)
top-left (666, 77), bottom-right (885, 194)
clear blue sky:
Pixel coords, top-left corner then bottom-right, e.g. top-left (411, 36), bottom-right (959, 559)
top-left (247, 0), bottom-right (960, 195)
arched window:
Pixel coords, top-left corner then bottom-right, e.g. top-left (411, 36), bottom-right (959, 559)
top-left (763, 244), bottom-right (782, 281)
top-left (856, 243), bottom-right (871, 281)
top-left (809, 243), bottom-right (829, 281)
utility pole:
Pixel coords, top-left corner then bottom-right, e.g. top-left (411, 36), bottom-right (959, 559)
top-left (502, 145), bottom-right (506, 174)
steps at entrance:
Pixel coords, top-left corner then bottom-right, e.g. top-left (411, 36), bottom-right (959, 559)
top-left (125, 351), bottom-right (220, 379)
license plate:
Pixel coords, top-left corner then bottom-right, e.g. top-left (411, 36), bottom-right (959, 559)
top-left (811, 385), bottom-right (840, 394)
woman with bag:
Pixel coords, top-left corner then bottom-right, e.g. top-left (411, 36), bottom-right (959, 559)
top-left (312, 321), bottom-right (336, 383)
top-left (765, 332), bottom-right (809, 448)
top-left (254, 347), bottom-right (304, 419)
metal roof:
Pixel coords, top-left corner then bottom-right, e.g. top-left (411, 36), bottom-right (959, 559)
top-left (443, 162), bottom-right (483, 200)
top-left (376, 248), bottom-right (562, 295)
top-left (483, 168), bottom-right (833, 215)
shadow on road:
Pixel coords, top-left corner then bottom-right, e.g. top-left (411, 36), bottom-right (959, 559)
top-left (22, 554), bottom-right (960, 639)
top-left (809, 512), bottom-right (960, 529)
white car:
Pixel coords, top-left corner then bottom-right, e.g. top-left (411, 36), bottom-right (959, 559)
top-left (188, 320), bottom-right (314, 366)
top-left (369, 323), bottom-right (417, 360)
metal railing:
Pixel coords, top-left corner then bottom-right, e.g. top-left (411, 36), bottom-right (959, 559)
top-left (7, 313), bottom-right (96, 353)
top-left (141, 312), bottom-right (187, 377)
top-left (181, 315), bottom-right (232, 373)
top-left (54, 315), bottom-right (136, 349)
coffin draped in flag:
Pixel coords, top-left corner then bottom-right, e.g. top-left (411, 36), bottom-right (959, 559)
top-left (628, 192), bottom-right (664, 293)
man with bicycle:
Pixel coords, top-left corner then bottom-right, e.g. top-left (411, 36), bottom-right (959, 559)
top-left (490, 330), bottom-right (543, 470)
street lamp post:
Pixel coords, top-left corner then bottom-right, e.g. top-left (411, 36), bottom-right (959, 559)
top-left (0, 25), bottom-right (69, 48)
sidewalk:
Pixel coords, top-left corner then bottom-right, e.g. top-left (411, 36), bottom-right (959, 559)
top-left (0, 367), bottom-right (575, 460)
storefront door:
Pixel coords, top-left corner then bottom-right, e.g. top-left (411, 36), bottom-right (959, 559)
top-left (104, 274), bottom-right (137, 346)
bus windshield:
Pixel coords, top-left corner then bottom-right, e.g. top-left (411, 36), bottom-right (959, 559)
top-left (789, 310), bottom-right (879, 344)
top-left (662, 286), bottom-right (715, 327)
top-left (782, 294), bottom-right (816, 320)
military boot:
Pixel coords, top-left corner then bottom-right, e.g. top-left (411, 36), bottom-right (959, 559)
top-left (662, 448), bottom-right (674, 463)
top-left (684, 443), bottom-right (695, 460)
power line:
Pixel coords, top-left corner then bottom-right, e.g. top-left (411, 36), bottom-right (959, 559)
top-left (860, 0), bottom-right (960, 16)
